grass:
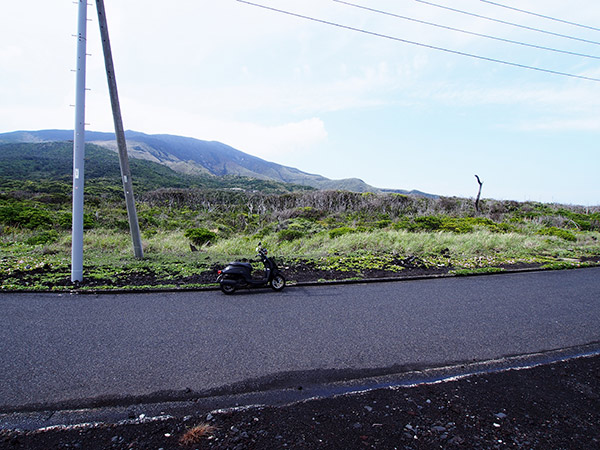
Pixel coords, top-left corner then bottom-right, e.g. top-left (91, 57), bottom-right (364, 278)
top-left (179, 423), bottom-right (217, 446)
top-left (450, 267), bottom-right (506, 276)
top-left (204, 229), bottom-right (600, 262)
top-left (1, 226), bottom-right (599, 292)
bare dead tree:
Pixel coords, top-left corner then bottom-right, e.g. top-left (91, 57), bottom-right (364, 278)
top-left (474, 175), bottom-right (483, 214)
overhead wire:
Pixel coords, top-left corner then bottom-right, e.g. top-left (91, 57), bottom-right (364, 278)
top-left (479, 0), bottom-right (600, 33)
top-left (236, 0), bottom-right (600, 83)
top-left (333, 0), bottom-right (600, 61)
top-left (411, 0), bottom-right (600, 47)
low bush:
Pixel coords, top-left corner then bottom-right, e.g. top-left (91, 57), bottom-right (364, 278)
top-left (329, 226), bottom-right (355, 239)
top-left (25, 230), bottom-right (59, 246)
top-left (413, 216), bottom-right (443, 231)
top-left (537, 227), bottom-right (577, 242)
top-left (440, 218), bottom-right (474, 234)
top-left (278, 229), bottom-right (304, 241)
top-left (0, 203), bottom-right (54, 229)
top-left (184, 227), bottom-right (217, 246)
top-left (394, 216), bottom-right (516, 234)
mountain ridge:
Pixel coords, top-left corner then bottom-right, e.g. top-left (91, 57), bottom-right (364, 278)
top-left (0, 129), bottom-right (433, 196)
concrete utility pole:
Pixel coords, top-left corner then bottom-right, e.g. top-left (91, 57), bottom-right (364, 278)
top-left (95, 0), bottom-right (144, 258)
top-left (71, 0), bottom-right (88, 283)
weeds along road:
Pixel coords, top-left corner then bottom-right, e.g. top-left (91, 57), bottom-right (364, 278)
top-left (1, 267), bottom-right (599, 413)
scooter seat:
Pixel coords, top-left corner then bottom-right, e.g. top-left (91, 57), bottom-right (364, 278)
top-left (228, 262), bottom-right (252, 270)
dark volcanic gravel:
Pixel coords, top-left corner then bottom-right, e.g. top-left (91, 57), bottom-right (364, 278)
top-left (3, 354), bottom-right (599, 450)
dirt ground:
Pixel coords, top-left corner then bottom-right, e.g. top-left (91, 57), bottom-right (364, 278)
top-left (2, 354), bottom-right (599, 450)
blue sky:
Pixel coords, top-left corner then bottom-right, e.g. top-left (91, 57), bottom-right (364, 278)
top-left (1, 0), bottom-right (599, 205)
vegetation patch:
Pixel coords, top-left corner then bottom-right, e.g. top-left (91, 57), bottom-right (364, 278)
top-left (316, 253), bottom-right (405, 274)
top-left (184, 227), bottom-right (217, 246)
top-left (540, 260), bottom-right (596, 270)
top-left (329, 226), bottom-right (356, 239)
top-left (1, 170), bottom-right (599, 291)
top-left (537, 227), bottom-right (577, 242)
top-left (450, 267), bottom-right (506, 276)
top-left (278, 229), bottom-right (304, 241)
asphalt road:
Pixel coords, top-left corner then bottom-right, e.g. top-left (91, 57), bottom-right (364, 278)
top-left (1, 268), bottom-right (599, 412)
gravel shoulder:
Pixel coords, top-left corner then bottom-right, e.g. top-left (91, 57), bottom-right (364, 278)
top-left (2, 354), bottom-right (599, 449)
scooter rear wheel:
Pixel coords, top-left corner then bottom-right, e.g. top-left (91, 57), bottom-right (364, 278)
top-left (271, 274), bottom-right (286, 291)
top-left (220, 282), bottom-right (236, 295)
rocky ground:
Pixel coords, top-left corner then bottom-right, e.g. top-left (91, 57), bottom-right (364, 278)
top-left (2, 354), bottom-right (599, 450)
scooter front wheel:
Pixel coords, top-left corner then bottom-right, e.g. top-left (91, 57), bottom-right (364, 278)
top-left (270, 274), bottom-right (286, 291)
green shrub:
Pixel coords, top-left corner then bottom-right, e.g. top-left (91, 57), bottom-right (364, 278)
top-left (0, 204), bottom-right (20, 224)
top-left (254, 224), bottom-right (274, 239)
top-left (394, 215), bottom-right (515, 235)
top-left (556, 209), bottom-right (598, 231)
top-left (184, 227), bottom-right (217, 245)
top-left (375, 219), bottom-right (392, 229)
top-left (0, 204), bottom-right (54, 229)
top-left (393, 218), bottom-right (411, 231)
top-left (537, 227), bottom-right (577, 242)
top-left (58, 212), bottom-right (96, 230)
top-left (25, 230), bottom-right (59, 245)
top-left (286, 217), bottom-right (322, 234)
top-left (278, 229), bottom-right (304, 241)
top-left (487, 222), bottom-right (516, 233)
top-left (143, 229), bottom-right (158, 238)
top-left (440, 218), bottom-right (474, 234)
top-left (329, 226), bottom-right (355, 239)
top-left (291, 207), bottom-right (324, 220)
top-left (414, 216), bottom-right (443, 231)
top-left (394, 216), bottom-right (452, 232)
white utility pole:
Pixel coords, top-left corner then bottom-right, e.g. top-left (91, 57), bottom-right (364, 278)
top-left (71, 0), bottom-right (144, 283)
top-left (71, 0), bottom-right (88, 283)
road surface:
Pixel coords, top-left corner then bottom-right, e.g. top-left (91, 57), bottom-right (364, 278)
top-left (1, 268), bottom-right (599, 412)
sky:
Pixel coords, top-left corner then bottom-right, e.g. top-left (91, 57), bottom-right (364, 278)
top-left (1, 0), bottom-right (599, 205)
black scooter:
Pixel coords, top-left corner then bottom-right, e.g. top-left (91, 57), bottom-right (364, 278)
top-left (217, 243), bottom-right (286, 294)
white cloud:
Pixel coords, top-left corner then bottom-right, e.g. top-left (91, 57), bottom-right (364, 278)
top-left (222, 118), bottom-right (328, 159)
top-left (84, 90), bottom-right (328, 159)
top-left (518, 117), bottom-right (600, 132)
top-left (418, 80), bottom-right (600, 131)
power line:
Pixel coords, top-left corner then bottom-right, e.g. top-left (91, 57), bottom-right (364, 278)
top-left (334, 0), bottom-right (600, 61)
top-left (236, 0), bottom-right (600, 83)
top-left (479, 0), bottom-right (600, 33)
top-left (412, 0), bottom-right (600, 47)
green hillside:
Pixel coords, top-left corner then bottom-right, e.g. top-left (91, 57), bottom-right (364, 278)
top-left (0, 129), bottom-right (435, 195)
top-left (0, 141), bottom-right (313, 196)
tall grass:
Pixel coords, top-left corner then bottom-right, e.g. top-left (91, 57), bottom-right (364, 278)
top-left (143, 230), bottom-right (189, 253)
top-left (203, 229), bottom-right (600, 262)
top-left (10, 225), bottom-right (600, 264)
